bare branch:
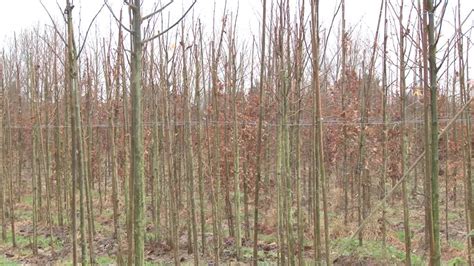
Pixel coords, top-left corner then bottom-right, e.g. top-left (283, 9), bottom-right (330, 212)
top-left (142, 0), bottom-right (197, 44)
top-left (56, 1), bottom-right (66, 23)
top-left (123, 0), bottom-right (138, 11)
top-left (40, 0), bottom-right (67, 46)
top-left (104, 0), bottom-right (133, 34)
top-left (461, 9), bottom-right (474, 27)
top-left (77, 3), bottom-right (105, 58)
top-left (434, 0), bottom-right (447, 46)
top-left (436, 37), bottom-right (452, 73)
top-left (142, 0), bottom-right (174, 22)
top-left (38, 34), bottom-right (65, 67)
top-left (321, 0), bottom-right (342, 68)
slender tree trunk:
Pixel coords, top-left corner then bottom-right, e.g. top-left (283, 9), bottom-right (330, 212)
top-left (210, 18), bottom-right (227, 263)
top-left (295, 3), bottom-right (305, 264)
top-left (53, 35), bottom-right (63, 227)
top-left (381, 0), bottom-right (388, 248)
top-left (419, 0), bottom-right (433, 255)
top-left (195, 23), bottom-right (206, 254)
top-left (5, 91), bottom-right (15, 247)
top-left (181, 30), bottom-right (199, 265)
top-left (354, 0), bottom-right (383, 247)
top-left (426, 0), bottom-right (441, 263)
top-left (0, 60), bottom-right (5, 243)
top-left (42, 60), bottom-right (53, 248)
top-left (456, 0), bottom-right (474, 252)
top-left (228, 27), bottom-right (242, 260)
top-left (398, 2), bottom-right (412, 264)
top-left (130, 1), bottom-right (145, 264)
top-left (341, 0), bottom-right (350, 227)
top-left (148, 42), bottom-right (161, 243)
top-left (310, 1), bottom-right (329, 262)
top-left (65, 1), bottom-right (88, 263)
top-left (252, 0), bottom-right (267, 263)
top-left (30, 57), bottom-right (39, 256)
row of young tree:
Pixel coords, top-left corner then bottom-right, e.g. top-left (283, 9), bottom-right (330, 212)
top-left (0, 0), bottom-right (472, 265)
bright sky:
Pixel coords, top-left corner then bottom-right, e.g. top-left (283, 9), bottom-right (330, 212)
top-left (0, 0), bottom-right (473, 78)
top-left (0, 0), bottom-right (382, 39)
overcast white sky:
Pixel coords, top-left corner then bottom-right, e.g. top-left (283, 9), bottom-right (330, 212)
top-left (0, 0), bottom-right (386, 40)
top-left (0, 0), bottom-right (473, 78)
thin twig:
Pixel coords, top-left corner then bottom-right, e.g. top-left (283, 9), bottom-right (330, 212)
top-left (77, 3), bottom-right (105, 58)
top-left (142, 0), bottom-right (197, 44)
top-left (39, 0), bottom-right (67, 46)
top-left (142, 0), bottom-right (174, 22)
top-left (104, 1), bottom-right (133, 34)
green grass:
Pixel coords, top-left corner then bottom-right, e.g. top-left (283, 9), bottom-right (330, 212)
top-left (58, 256), bottom-right (117, 266)
top-left (23, 195), bottom-right (33, 206)
top-left (447, 257), bottom-right (468, 266)
top-left (332, 237), bottom-right (424, 265)
top-left (449, 240), bottom-right (465, 251)
top-left (0, 255), bottom-right (19, 266)
top-left (447, 212), bottom-right (460, 221)
top-left (1, 227), bottom-right (65, 263)
top-left (395, 230), bottom-right (413, 243)
top-left (257, 262), bottom-right (276, 266)
top-left (56, 259), bottom-right (73, 266)
top-left (95, 256), bottom-right (115, 265)
top-left (259, 232), bottom-right (277, 243)
top-left (5, 231), bottom-right (29, 247)
top-left (63, 256), bottom-right (182, 266)
top-left (409, 222), bottom-right (424, 230)
top-left (241, 246), bottom-right (266, 260)
top-left (145, 230), bottom-right (158, 242)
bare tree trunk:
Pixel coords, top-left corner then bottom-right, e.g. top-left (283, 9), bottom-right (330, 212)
top-left (0, 60), bottom-right (5, 243)
top-left (341, 0), bottom-right (350, 227)
top-left (227, 23), bottom-right (242, 260)
top-left (381, 0), bottom-right (388, 248)
top-left (130, 1), bottom-right (145, 264)
top-left (42, 60), bottom-right (53, 247)
top-left (310, 1), bottom-right (329, 263)
top-left (181, 28), bottom-right (199, 265)
top-left (456, 0), bottom-right (474, 252)
top-left (29, 56), bottom-right (39, 256)
top-left (252, 0), bottom-right (267, 264)
top-left (210, 16), bottom-right (227, 263)
top-left (419, 0), bottom-right (433, 256)
top-left (53, 34), bottom-right (64, 227)
top-left (398, 2), bottom-right (411, 264)
top-left (426, 0), bottom-right (441, 263)
top-left (65, 1), bottom-right (88, 263)
top-left (195, 23), bottom-right (206, 254)
top-left (295, 3), bottom-right (305, 264)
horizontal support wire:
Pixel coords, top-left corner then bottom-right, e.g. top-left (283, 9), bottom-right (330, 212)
top-left (6, 116), bottom-right (471, 129)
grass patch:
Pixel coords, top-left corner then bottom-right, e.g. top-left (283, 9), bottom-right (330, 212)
top-left (58, 256), bottom-right (116, 266)
top-left (95, 256), bottom-right (115, 265)
top-left (1, 228), bottom-right (65, 259)
top-left (447, 212), bottom-right (459, 221)
top-left (23, 195), bottom-right (33, 206)
top-left (395, 230), bottom-right (413, 243)
top-left (447, 257), bottom-right (468, 266)
top-left (260, 233), bottom-right (277, 243)
top-left (241, 246), bottom-right (265, 260)
top-left (409, 222), bottom-right (423, 230)
top-left (449, 240), bottom-right (465, 251)
top-left (332, 237), bottom-right (424, 265)
top-left (0, 255), bottom-right (18, 266)
top-left (6, 232), bottom-right (29, 247)
top-left (145, 230), bottom-right (157, 242)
